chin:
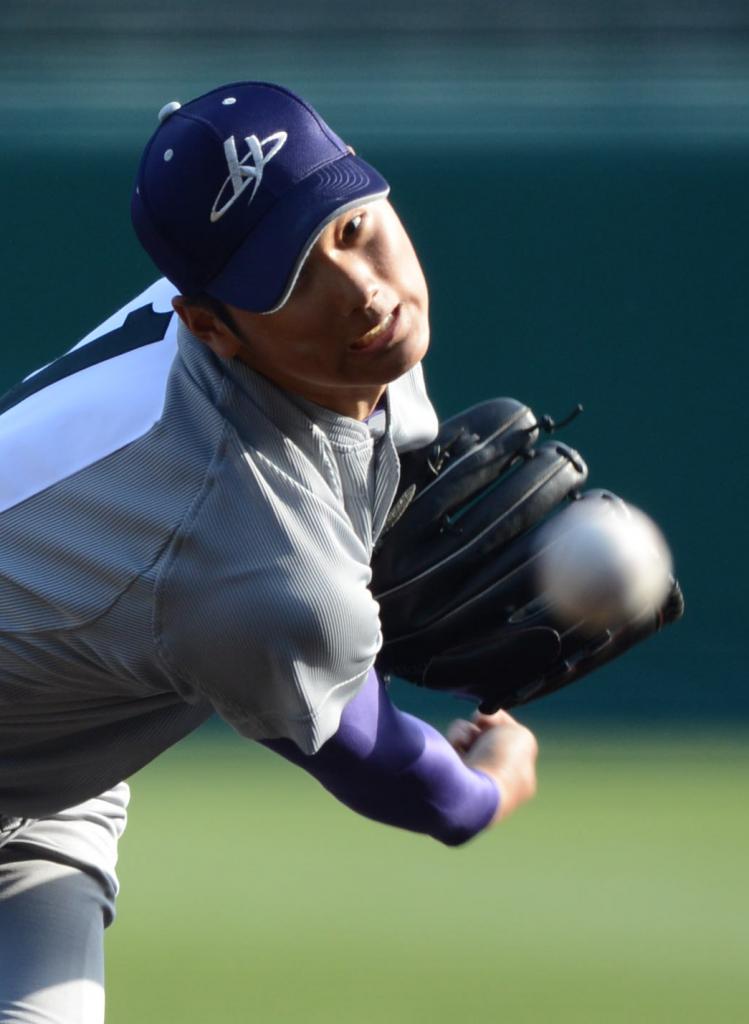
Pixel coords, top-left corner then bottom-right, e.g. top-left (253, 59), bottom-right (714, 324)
top-left (400, 323), bottom-right (430, 369)
top-left (381, 333), bottom-right (429, 384)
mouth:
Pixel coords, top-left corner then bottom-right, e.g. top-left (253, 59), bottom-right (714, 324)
top-left (349, 306), bottom-right (401, 353)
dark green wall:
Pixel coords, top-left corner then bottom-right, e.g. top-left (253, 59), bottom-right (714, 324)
top-left (2, 137), bottom-right (746, 720)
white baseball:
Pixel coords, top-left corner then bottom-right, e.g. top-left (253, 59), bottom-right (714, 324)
top-left (536, 498), bottom-right (673, 628)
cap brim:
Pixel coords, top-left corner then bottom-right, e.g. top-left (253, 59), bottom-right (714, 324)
top-left (205, 153), bottom-right (389, 314)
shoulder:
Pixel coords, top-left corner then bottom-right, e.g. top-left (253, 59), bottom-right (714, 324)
top-left (152, 407), bottom-right (383, 749)
top-left (0, 277), bottom-right (182, 515)
top-left (70, 277), bottom-right (178, 349)
top-left (0, 279), bottom-right (226, 632)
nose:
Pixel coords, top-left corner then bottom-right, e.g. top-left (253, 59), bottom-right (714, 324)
top-left (322, 251), bottom-right (380, 317)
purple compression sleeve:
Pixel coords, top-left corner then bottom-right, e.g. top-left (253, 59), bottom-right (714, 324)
top-left (262, 668), bottom-right (499, 846)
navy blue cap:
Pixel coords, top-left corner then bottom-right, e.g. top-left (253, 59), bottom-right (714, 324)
top-left (131, 81), bottom-right (389, 313)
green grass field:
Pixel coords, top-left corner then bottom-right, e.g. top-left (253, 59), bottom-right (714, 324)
top-left (105, 725), bottom-right (748, 1023)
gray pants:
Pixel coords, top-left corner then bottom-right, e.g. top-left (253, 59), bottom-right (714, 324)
top-left (0, 785), bottom-right (128, 1024)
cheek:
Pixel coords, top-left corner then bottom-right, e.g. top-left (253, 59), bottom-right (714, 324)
top-left (393, 235), bottom-right (428, 310)
top-left (401, 257), bottom-right (429, 333)
top-left (285, 335), bottom-right (347, 379)
top-left (250, 315), bottom-right (329, 364)
top-left (412, 258), bottom-right (429, 311)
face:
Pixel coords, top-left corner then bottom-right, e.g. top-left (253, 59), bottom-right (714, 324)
top-left (176, 198), bottom-right (430, 420)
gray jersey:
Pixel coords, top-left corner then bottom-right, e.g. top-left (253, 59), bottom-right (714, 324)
top-left (0, 278), bottom-right (438, 818)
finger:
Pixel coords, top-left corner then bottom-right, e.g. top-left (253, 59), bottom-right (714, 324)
top-left (446, 719), bottom-right (475, 745)
top-left (472, 708), bottom-right (516, 729)
top-left (446, 718), bottom-right (481, 752)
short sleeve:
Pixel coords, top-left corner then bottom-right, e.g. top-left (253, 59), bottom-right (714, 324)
top-left (154, 432), bottom-right (381, 754)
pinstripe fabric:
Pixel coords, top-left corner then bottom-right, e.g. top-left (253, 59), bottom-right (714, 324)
top-left (0, 279), bottom-right (438, 818)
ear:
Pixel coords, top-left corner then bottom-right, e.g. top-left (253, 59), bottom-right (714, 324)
top-left (172, 297), bottom-right (241, 360)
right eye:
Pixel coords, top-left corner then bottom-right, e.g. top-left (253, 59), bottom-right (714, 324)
top-left (342, 213), bottom-right (364, 241)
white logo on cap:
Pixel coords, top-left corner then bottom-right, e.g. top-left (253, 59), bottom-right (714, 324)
top-left (210, 132), bottom-right (288, 223)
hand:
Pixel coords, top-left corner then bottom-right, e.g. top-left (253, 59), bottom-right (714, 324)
top-left (447, 709), bottom-right (538, 824)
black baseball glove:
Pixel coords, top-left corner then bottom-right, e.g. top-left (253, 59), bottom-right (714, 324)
top-left (371, 397), bottom-right (684, 713)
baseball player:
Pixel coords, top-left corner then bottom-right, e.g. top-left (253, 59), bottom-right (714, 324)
top-left (0, 82), bottom-right (538, 1023)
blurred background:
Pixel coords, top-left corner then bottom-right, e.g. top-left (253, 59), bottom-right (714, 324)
top-left (1, 2), bottom-right (747, 1021)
